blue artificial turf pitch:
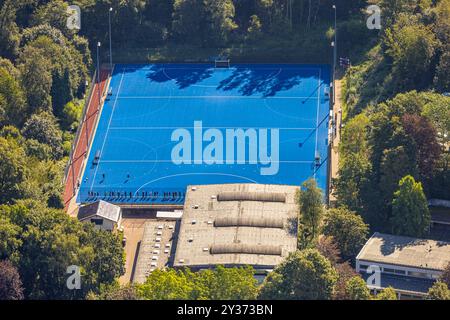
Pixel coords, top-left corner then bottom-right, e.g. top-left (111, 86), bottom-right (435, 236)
top-left (78, 64), bottom-right (331, 204)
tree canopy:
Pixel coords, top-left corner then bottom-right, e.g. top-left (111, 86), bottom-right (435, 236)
top-left (391, 175), bottom-right (431, 237)
top-left (0, 260), bottom-right (24, 300)
top-left (323, 208), bottom-right (369, 260)
top-left (258, 249), bottom-right (338, 300)
top-left (296, 179), bottom-right (324, 249)
top-left (428, 282), bottom-right (450, 300)
top-left (137, 266), bottom-right (258, 300)
top-left (0, 202), bottom-right (125, 299)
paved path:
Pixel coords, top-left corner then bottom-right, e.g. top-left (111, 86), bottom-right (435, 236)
top-left (329, 79), bottom-right (342, 203)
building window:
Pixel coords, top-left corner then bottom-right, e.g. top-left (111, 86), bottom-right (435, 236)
top-left (383, 268), bottom-right (394, 273)
top-left (408, 271), bottom-right (429, 279)
top-left (359, 264), bottom-right (369, 271)
top-left (91, 218), bottom-right (103, 226)
top-left (394, 269), bottom-right (406, 275)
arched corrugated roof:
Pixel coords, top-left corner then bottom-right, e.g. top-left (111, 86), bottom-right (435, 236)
top-left (214, 217), bottom-right (284, 229)
top-left (210, 244), bottom-right (282, 256)
top-left (216, 192), bottom-right (286, 203)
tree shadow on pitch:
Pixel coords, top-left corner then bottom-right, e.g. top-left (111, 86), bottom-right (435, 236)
top-left (145, 64), bottom-right (214, 89)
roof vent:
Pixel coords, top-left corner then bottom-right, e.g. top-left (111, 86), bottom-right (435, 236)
top-left (179, 259), bottom-right (185, 263)
top-left (191, 187), bottom-right (197, 191)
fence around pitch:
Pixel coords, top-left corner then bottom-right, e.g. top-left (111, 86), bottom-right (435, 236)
top-left (63, 69), bottom-right (97, 183)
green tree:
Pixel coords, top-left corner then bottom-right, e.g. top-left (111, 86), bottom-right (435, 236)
top-left (87, 282), bottom-right (139, 300)
top-left (19, 33), bottom-right (88, 115)
top-left (344, 276), bottom-right (371, 300)
top-left (204, 0), bottom-right (237, 44)
top-left (172, 0), bottom-right (202, 43)
top-left (138, 266), bottom-right (257, 300)
top-left (247, 14), bottom-right (262, 40)
top-left (31, 0), bottom-right (71, 37)
top-left (297, 179), bottom-right (324, 249)
top-left (0, 214), bottom-right (22, 262)
top-left (0, 67), bottom-right (26, 126)
top-left (379, 0), bottom-right (417, 28)
top-left (79, 224), bottom-right (126, 295)
top-left (334, 153), bottom-right (371, 213)
top-left (428, 281), bottom-right (450, 300)
top-left (363, 91), bottom-right (440, 229)
top-left (441, 263), bottom-right (450, 287)
top-left (384, 15), bottom-right (439, 90)
top-left (21, 112), bottom-right (63, 159)
top-left (435, 51), bottom-right (450, 92)
top-left (0, 0), bottom-right (20, 58)
top-left (258, 249), bottom-right (338, 300)
top-left (19, 48), bottom-right (53, 113)
top-left (138, 268), bottom-right (195, 300)
top-left (323, 208), bottom-right (369, 260)
top-left (390, 175), bottom-right (430, 237)
top-left (172, 0), bottom-right (237, 46)
top-left (421, 93), bottom-right (450, 147)
top-left (334, 114), bottom-right (371, 212)
top-left (433, 0), bottom-right (450, 91)
top-left (193, 265), bottom-right (257, 300)
top-left (61, 101), bottom-right (82, 131)
top-left (379, 145), bottom-right (417, 216)
top-left (0, 202), bottom-right (124, 299)
top-left (0, 137), bottom-right (28, 204)
top-left (375, 287), bottom-right (398, 300)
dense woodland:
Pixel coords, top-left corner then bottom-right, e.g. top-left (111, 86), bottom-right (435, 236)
top-left (0, 0), bottom-right (449, 300)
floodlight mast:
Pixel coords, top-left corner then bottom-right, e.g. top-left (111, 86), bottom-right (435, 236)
top-left (97, 41), bottom-right (101, 110)
top-left (332, 4), bottom-right (337, 107)
top-left (108, 7), bottom-right (113, 70)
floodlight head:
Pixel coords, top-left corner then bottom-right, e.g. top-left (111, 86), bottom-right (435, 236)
top-left (98, 42), bottom-right (101, 47)
top-left (332, 5), bottom-right (336, 9)
top-left (109, 7), bottom-right (113, 12)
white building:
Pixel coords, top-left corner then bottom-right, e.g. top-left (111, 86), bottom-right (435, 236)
top-left (173, 184), bottom-right (299, 274)
top-left (356, 232), bottom-right (450, 299)
top-left (78, 200), bottom-right (122, 231)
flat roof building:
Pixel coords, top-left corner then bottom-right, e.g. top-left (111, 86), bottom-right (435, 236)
top-left (356, 232), bottom-right (450, 299)
top-left (173, 184), bottom-right (299, 272)
top-left (132, 220), bottom-right (178, 284)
